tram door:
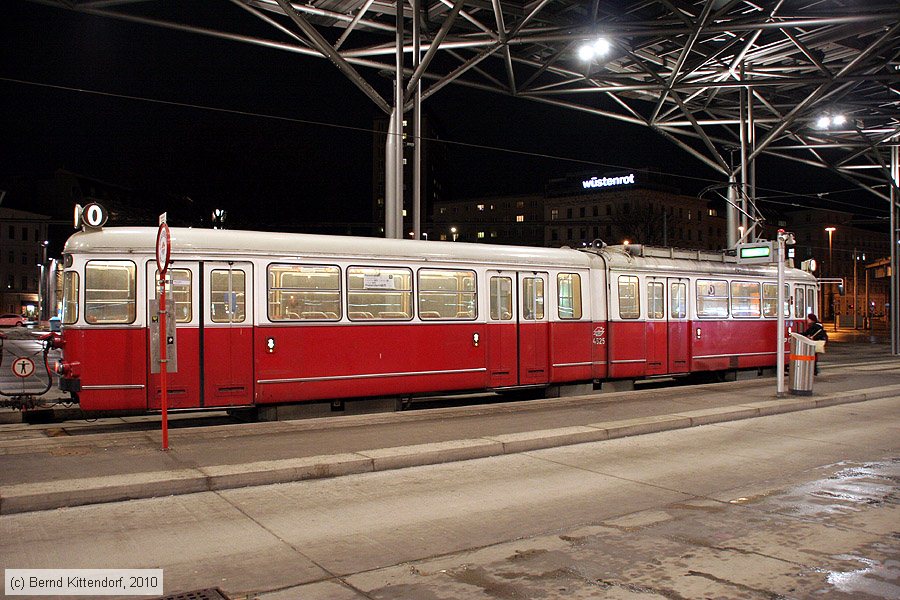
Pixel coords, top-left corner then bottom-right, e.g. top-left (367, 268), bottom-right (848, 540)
top-left (148, 262), bottom-right (201, 409)
top-left (486, 272), bottom-right (518, 387)
top-left (518, 272), bottom-right (550, 385)
top-left (645, 278), bottom-right (667, 375)
top-left (202, 262), bottom-right (253, 407)
top-left (147, 262), bottom-right (253, 409)
top-left (667, 278), bottom-right (690, 373)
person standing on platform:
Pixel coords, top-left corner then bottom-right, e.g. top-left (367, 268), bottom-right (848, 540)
top-left (802, 313), bottom-right (827, 375)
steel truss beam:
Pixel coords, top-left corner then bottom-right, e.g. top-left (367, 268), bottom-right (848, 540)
top-left (26, 0), bottom-right (900, 218)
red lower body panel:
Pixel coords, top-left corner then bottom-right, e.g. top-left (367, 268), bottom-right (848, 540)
top-left (63, 328), bottom-right (148, 411)
top-left (254, 323), bottom-right (488, 403)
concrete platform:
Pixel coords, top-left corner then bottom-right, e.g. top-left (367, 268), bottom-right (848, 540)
top-left (2, 348), bottom-right (898, 516)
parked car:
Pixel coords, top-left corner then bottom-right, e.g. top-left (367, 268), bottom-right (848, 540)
top-left (0, 314), bottom-right (27, 327)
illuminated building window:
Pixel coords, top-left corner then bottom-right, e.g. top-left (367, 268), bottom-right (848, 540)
top-left (516, 215), bottom-right (525, 222)
top-left (477, 231), bottom-right (485, 239)
top-left (477, 204), bottom-right (485, 211)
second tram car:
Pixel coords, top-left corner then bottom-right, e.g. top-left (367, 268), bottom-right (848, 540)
top-left (54, 227), bottom-right (817, 412)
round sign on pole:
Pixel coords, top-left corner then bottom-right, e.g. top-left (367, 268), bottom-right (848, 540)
top-left (12, 357), bottom-right (35, 378)
top-left (156, 222), bottom-right (171, 274)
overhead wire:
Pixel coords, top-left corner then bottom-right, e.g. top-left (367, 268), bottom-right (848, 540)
top-left (0, 75), bottom-right (889, 215)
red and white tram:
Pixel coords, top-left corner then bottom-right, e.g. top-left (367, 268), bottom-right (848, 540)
top-left (54, 227), bottom-right (817, 412)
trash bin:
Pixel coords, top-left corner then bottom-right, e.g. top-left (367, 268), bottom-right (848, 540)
top-left (49, 316), bottom-right (61, 332)
top-left (789, 332), bottom-right (816, 395)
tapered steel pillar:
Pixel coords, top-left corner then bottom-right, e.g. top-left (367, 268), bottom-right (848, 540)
top-left (891, 143), bottom-right (899, 354)
top-left (385, 113), bottom-right (399, 239)
top-left (412, 0), bottom-right (422, 241)
top-left (726, 175), bottom-right (738, 248)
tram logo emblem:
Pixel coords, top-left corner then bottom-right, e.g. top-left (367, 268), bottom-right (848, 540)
top-left (592, 326), bottom-right (606, 345)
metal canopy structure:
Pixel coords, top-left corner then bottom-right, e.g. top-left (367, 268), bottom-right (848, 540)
top-left (29, 1), bottom-right (900, 234)
top-left (22, 0), bottom-right (900, 352)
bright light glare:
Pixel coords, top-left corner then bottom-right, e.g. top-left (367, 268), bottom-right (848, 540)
top-left (578, 44), bottom-right (595, 61)
top-left (815, 113), bottom-right (847, 129)
top-left (578, 37), bottom-right (610, 61)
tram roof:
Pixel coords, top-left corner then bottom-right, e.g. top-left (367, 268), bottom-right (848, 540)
top-left (599, 245), bottom-right (817, 282)
top-left (64, 227), bottom-right (593, 268)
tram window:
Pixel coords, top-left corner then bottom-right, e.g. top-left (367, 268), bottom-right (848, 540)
top-left (794, 286), bottom-right (805, 318)
top-left (670, 282), bottom-right (686, 319)
top-left (807, 288), bottom-right (816, 315)
top-left (618, 275), bottom-right (640, 319)
top-left (696, 279), bottom-right (728, 318)
top-left (763, 283), bottom-right (778, 317)
top-left (348, 267), bottom-right (412, 320)
top-left (647, 281), bottom-right (664, 319)
top-left (62, 271), bottom-right (79, 325)
top-left (522, 277), bottom-right (545, 320)
top-left (84, 260), bottom-right (136, 324)
top-left (490, 277), bottom-right (513, 320)
top-left (418, 269), bottom-right (476, 320)
top-left (730, 281), bottom-right (761, 318)
top-left (210, 269), bottom-right (246, 323)
top-left (558, 273), bottom-right (582, 319)
top-left (268, 264), bottom-right (341, 321)
top-left (154, 268), bottom-right (192, 323)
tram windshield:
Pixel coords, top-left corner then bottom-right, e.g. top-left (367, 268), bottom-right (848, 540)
top-left (84, 260), bottom-right (137, 324)
top-left (62, 270), bottom-right (79, 325)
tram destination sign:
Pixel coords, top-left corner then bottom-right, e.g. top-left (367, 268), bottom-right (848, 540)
top-left (736, 241), bottom-right (776, 264)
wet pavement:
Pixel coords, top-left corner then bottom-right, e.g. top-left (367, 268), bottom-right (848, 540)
top-left (314, 456), bottom-right (899, 600)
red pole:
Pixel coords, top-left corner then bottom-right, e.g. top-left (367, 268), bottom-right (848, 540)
top-left (159, 276), bottom-right (169, 451)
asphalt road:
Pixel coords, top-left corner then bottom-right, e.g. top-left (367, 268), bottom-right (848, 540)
top-left (1, 394), bottom-right (896, 599)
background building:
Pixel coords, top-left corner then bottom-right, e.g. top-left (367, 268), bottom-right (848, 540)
top-left (430, 194), bottom-right (544, 244)
top-left (544, 170), bottom-right (726, 249)
top-left (429, 169), bottom-right (728, 251)
top-left (0, 207), bottom-right (49, 317)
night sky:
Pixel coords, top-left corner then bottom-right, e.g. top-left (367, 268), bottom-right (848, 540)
top-left (0, 0), bottom-right (885, 233)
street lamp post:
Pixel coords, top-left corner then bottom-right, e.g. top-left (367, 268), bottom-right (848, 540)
top-left (825, 226), bottom-right (836, 324)
top-left (37, 240), bottom-right (48, 322)
top-left (853, 250), bottom-right (865, 330)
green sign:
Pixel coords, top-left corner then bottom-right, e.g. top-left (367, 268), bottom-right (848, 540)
top-left (740, 245), bottom-right (771, 259)
top-left (736, 242), bottom-right (776, 264)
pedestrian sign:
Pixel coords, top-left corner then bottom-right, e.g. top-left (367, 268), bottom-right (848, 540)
top-left (12, 357), bottom-right (35, 378)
